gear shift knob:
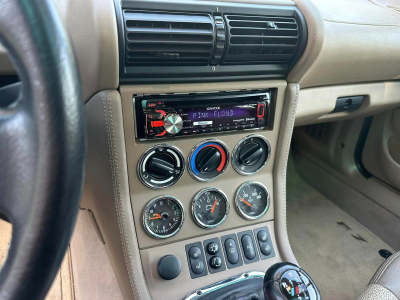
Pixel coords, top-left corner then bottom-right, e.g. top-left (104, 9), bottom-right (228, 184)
top-left (263, 262), bottom-right (321, 300)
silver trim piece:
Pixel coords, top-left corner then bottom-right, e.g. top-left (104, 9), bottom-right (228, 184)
top-left (183, 271), bottom-right (265, 300)
top-left (137, 144), bottom-right (185, 190)
top-left (143, 195), bottom-right (185, 239)
top-left (231, 134), bottom-right (271, 176)
top-left (235, 181), bottom-right (270, 220)
top-left (191, 187), bottom-right (230, 229)
top-left (187, 139), bottom-right (230, 182)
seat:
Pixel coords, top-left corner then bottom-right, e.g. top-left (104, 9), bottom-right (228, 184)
top-left (357, 252), bottom-right (400, 300)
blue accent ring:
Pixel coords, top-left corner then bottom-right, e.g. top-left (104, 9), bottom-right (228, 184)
top-left (191, 143), bottom-right (221, 175)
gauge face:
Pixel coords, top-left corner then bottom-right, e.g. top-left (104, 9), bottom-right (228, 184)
top-left (143, 196), bottom-right (185, 239)
top-left (192, 188), bottom-right (229, 229)
top-left (235, 181), bottom-right (270, 220)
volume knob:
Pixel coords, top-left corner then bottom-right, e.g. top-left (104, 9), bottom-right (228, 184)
top-left (164, 114), bottom-right (183, 135)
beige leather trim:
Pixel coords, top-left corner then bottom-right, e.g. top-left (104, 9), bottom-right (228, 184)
top-left (56, 0), bottom-right (119, 101)
top-left (273, 83), bottom-right (299, 264)
top-left (290, 0), bottom-right (400, 88)
top-left (84, 90), bottom-right (151, 300)
top-left (295, 82), bottom-right (400, 126)
top-left (287, 0), bottom-right (325, 84)
top-left (357, 284), bottom-right (399, 300)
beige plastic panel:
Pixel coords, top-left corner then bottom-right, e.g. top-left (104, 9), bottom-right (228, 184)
top-left (141, 221), bottom-right (281, 300)
top-left (288, 0), bottom-right (400, 88)
top-left (295, 82), bottom-right (400, 127)
top-left (363, 108), bottom-right (400, 191)
top-left (120, 80), bottom-right (287, 249)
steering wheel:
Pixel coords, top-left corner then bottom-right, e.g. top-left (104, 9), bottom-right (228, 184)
top-left (0, 0), bottom-right (85, 299)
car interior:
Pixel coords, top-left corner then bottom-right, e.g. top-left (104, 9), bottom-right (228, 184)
top-left (0, 0), bottom-right (400, 299)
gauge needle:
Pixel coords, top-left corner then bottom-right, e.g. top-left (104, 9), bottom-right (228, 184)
top-left (211, 199), bottom-right (218, 213)
top-left (149, 213), bottom-right (162, 220)
top-left (241, 198), bottom-right (252, 207)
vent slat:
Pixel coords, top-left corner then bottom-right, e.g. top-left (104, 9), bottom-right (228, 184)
top-left (222, 14), bottom-right (300, 65)
top-left (125, 27), bottom-right (213, 36)
top-left (123, 10), bottom-right (214, 66)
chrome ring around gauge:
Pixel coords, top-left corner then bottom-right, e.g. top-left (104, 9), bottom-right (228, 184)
top-left (232, 134), bottom-right (271, 176)
top-left (192, 188), bottom-right (230, 229)
top-left (188, 139), bottom-right (230, 182)
top-left (143, 195), bottom-right (185, 239)
top-left (137, 144), bottom-right (185, 189)
top-left (235, 181), bottom-right (270, 220)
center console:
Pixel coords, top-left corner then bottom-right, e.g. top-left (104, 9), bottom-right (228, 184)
top-left (119, 80), bottom-right (288, 299)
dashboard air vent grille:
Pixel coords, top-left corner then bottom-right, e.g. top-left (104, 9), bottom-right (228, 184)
top-left (222, 14), bottom-right (299, 64)
top-left (123, 11), bottom-right (214, 66)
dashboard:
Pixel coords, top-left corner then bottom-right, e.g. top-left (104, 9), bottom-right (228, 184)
top-left (1, 0), bottom-right (400, 299)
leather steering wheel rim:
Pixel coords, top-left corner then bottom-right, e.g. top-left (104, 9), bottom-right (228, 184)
top-left (0, 0), bottom-right (85, 299)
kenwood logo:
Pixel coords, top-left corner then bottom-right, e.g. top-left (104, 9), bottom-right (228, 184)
top-left (206, 107), bottom-right (221, 110)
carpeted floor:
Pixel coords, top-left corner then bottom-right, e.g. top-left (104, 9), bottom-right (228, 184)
top-left (287, 155), bottom-right (394, 300)
top-left (0, 219), bottom-right (74, 300)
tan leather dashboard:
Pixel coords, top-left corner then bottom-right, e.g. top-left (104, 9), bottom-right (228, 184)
top-left (288, 0), bottom-right (400, 88)
top-left (1, 0), bottom-right (400, 94)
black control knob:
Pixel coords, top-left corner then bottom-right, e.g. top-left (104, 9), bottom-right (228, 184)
top-left (148, 153), bottom-right (175, 179)
top-left (210, 256), bottom-right (222, 269)
top-left (157, 255), bottom-right (181, 280)
top-left (207, 242), bottom-right (219, 255)
top-left (263, 262), bottom-right (321, 300)
top-left (196, 147), bottom-right (221, 172)
top-left (138, 145), bottom-right (185, 189)
top-left (232, 135), bottom-right (271, 175)
top-left (239, 142), bottom-right (263, 166)
top-left (188, 140), bottom-right (229, 182)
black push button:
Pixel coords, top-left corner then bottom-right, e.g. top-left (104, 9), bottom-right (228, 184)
top-left (259, 241), bottom-right (272, 256)
top-left (210, 256), bottom-right (222, 269)
top-left (241, 234), bottom-right (256, 260)
top-left (224, 238), bottom-right (239, 264)
top-left (157, 255), bottom-right (181, 280)
top-left (189, 246), bottom-right (202, 260)
top-left (257, 230), bottom-right (268, 243)
top-left (191, 259), bottom-right (205, 274)
top-left (207, 242), bottom-right (219, 255)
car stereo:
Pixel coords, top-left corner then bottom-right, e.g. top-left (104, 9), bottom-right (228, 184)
top-left (134, 90), bottom-right (271, 140)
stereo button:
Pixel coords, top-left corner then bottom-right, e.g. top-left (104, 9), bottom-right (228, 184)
top-left (224, 238), bottom-right (239, 265)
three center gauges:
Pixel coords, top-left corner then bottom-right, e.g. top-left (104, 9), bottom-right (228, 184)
top-left (137, 134), bottom-right (271, 239)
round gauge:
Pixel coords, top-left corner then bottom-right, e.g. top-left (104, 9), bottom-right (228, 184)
top-left (192, 188), bottom-right (229, 229)
top-left (143, 196), bottom-right (185, 239)
top-left (235, 181), bottom-right (270, 220)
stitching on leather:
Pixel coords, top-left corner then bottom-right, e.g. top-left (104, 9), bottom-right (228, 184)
top-left (281, 84), bottom-right (300, 262)
top-left (103, 91), bottom-right (141, 300)
top-left (370, 251), bottom-right (400, 284)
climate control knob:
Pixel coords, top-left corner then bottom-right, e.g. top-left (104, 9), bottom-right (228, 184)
top-left (232, 134), bottom-right (271, 175)
top-left (188, 140), bottom-right (229, 182)
top-left (138, 144), bottom-right (185, 189)
top-left (164, 113), bottom-right (183, 135)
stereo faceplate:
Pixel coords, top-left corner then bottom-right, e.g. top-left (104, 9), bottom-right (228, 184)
top-left (134, 90), bottom-right (271, 141)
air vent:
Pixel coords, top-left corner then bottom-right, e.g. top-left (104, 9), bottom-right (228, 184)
top-left (123, 11), bottom-right (215, 66)
top-left (222, 15), bottom-right (299, 65)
